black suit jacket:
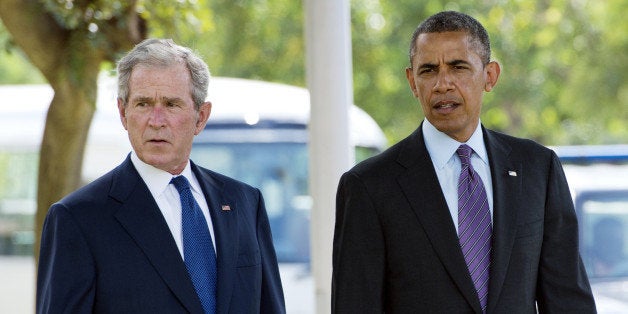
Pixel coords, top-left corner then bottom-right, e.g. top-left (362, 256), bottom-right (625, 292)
top-left (37, 156), bottom-right (285, 313)
top-left (332, 125), bottom-right (596, 313)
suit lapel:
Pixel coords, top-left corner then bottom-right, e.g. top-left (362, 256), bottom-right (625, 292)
top-left (396, 128), bottom-right (483, 313)
top-left (192, 163), bottom-right (239, 314)
top-left (110, 157), bottom-right (204, 313)
top-left (482, 129), bottom-right (521, 314)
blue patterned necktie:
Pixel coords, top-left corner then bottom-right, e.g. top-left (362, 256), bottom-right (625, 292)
top-left (171, 175), bottom-right (217, 314)
top-left (456, 144), bottom-right (492, 313)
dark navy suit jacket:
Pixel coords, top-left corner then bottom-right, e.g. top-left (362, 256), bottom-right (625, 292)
top-left (332, 125), bottom-right (596, 313)
top-left (37, 156), bottom-right (285, 313)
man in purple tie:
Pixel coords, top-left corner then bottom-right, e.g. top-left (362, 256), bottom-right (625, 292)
top-left (37, 39), bottom-right (285, 314)
top-left (332, 11), bottom-right (596, 313)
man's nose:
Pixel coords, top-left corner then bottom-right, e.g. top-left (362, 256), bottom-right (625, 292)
top-left (148, 106), bottom-right (166, 128)
top-left (433, 70), bottom-right (454, 93)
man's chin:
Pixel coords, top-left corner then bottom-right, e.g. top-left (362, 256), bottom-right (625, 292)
top-left (139, 154), bottom-right (172, 169)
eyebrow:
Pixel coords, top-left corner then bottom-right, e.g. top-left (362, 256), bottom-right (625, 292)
top-left (130, 96), bottom-right (185, 104)
top-left (130, 96), bottom-right (154, 104)
top-left (447, 59), bottom-right (471, 67)
top-left (417, 59), bottom-right (471, 70)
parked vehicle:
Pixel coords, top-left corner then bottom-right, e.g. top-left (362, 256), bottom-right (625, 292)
top-left (190, 77), bottom-right (386, 263)
top-left (555, 145), bottom-right (628, 312)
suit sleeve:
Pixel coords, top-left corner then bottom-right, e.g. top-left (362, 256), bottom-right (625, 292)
top-left (255, 190), bottom-right (287, 314)
top-left (36, 203), bottom-right (96, 314)
top-left (536, 152), bottom-right (597, 312)
top-left (332, 172), bottom-right (386, 313)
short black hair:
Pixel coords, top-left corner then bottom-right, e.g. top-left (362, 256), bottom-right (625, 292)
top-left (408, 11), bottom-right (491, 66)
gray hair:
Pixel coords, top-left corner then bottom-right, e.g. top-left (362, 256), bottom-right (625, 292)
top-left (116, 38), bottom-right (210, 109)
top-left (408, 11), bottom-right (491, 67)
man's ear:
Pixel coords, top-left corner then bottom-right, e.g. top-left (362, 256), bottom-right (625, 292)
top-left (117, 98), bottom-right (128, 130)
top-left (484, 61), bottom-right (501, 92)
top-left (406, 67), bottom-right (419, 97)
top-left (195, 101), bottom-right (212, 135)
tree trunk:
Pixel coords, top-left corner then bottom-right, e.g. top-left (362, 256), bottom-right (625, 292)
top-left (0, 0), bottom-right (142, 264)
top-left (35, 62), bottom-right (101, 263)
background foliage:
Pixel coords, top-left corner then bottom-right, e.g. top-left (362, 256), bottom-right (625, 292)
top-left (1, 0), bottom-right (626, 145)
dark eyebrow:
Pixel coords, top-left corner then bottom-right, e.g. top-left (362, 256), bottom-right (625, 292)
top-left (417, 59), bottom-right (471, 71)
top-left (417, 62), bottom-right (438, 71)
top-left (447, 59), bottom-right (471, 67)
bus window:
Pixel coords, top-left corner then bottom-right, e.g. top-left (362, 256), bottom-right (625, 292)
top-left (191, 141), bottom-right (310, 262)
top-left (0, 151), bottom-right (38, 255)
top-left (577, 191), bottom-right (628, 278)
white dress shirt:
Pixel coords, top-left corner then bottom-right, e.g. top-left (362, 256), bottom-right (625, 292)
top-left (421, 119), bottom-right (494, 233)
top-left (130, 152), bottom-right (217, 257)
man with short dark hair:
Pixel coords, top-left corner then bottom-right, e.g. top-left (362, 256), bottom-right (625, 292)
top-left (332, 11), bottom-right (596, 313)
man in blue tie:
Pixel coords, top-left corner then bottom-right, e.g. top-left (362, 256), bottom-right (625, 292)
top-left (37, 38), bottom-right (285, 314)
top-left (332, 11), bottom-right (596, 313)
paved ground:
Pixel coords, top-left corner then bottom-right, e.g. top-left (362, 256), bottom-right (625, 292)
top-left (0, 256), bottom-right (35, 314)
top-left (0, 256), bottom-right (313, 314)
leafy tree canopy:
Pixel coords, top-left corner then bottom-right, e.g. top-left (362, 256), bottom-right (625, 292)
top-left (1, 0), bottom-right (626, 145)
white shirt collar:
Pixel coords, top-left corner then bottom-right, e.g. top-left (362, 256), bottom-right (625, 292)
top-left (130, 152), bottom-right (201, 196)
top-left (422, 119), bottom-right (489, 169)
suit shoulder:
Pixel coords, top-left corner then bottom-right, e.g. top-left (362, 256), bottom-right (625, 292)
top-left (487, 129), bottom-right (557, 161)
top-left (193, 163), bottom-right (260, 194)
top-left (57, 169), bottom-right (116, 207)
top-left (346, 136), bottom-right (408, 178)
top-left (45, 168), bottom-right (122, 225)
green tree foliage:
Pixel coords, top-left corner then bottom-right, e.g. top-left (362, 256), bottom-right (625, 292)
top-left (0, 26), bottom-right (45, 84)
top-left (198, 0), bottom-right (306, 86)
top-left (0, 0), bottom-right (211, 261)
top-left (170, 0), bottom-right (627, 145)
top-left (2, 0), bottom-right (626, 147)
top-left (350, 0), bottom-right (627, 145)
top-left (0, 0), bottom-right (147, 262)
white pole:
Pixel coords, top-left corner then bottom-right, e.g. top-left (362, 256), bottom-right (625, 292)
top-left (304, 0), bottom-right (354, 313)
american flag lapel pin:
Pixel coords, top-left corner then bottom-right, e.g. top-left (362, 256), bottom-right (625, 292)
top-left (221, 205), bottom-right (231, 211)
top-left (508, 170), bottom-right (517, 177)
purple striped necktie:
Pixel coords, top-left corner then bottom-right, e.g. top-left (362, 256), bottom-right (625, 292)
top-left (456, 144), bottom-right (492, 313)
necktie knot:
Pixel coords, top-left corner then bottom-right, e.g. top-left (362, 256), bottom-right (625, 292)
top-left (456, 144), bottom-right (473, 165)
top-left (171, 175), bottom-right (191, 193)
top-left (171, 176), bottom-right (196, 210)
top-left (457, 144), bottom-right (475, 178)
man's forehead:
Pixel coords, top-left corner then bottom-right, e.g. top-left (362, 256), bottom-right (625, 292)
top-left (412, 32), bottom-right (481, 63)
